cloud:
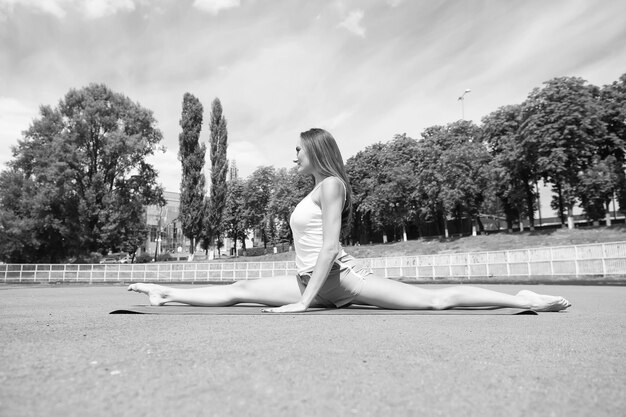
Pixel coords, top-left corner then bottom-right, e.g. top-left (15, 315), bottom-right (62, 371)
top-left (317, 109), bottom-right (355, 131)
top-left (338, 9), bottom-right (365, 37)
top-left (193, 0), bottom-right (240, 15)
top-left (0, 97), bottom-right (39, 167)
top-left (146, 151), bottom-right (181, 192)
top-left (81, 0), bottom-right (135, 19)
top-left (146, 140), bottom-right (272, 191)
top-left (0, 0), bottom-right (66, 18)
top-left (0, 0), bottom-right (136, 19)
top-left (2, 0), bottom-right (625, 189)
top-left (227, 140), bottom-right (271, 178)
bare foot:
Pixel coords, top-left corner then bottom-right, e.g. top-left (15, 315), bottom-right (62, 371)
top-left (127, 283), bottom-right (171, 306)
top-left (516, 290), bottom-right (571, 312)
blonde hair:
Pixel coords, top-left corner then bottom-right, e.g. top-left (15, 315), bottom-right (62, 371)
top-left (300, 128), bottom-right (352, 238)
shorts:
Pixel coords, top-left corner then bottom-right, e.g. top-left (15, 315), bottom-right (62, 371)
top-left (297, 253), bottom-right (372, 308)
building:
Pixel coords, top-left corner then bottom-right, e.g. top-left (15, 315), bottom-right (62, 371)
top-left (142, 191), bottom-right (254, 260)
top-left (142, 191), bottom-right (188, 259)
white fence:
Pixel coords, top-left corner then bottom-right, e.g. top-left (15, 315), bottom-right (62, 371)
top-left (2, 242), bottom-right (625, 284)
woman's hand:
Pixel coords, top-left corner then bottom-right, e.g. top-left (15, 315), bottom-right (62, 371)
top-left (261, 302), bottom-right (308, 313)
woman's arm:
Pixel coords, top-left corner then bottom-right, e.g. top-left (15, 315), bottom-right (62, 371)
top-left (262, 177), bottom-right (345, 313)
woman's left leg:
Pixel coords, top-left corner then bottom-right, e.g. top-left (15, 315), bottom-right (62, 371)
top-left (353, 275), bottom-right (571, 312)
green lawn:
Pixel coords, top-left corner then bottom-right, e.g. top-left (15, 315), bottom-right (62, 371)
top-left (218, 224), bottom-right (626, 262)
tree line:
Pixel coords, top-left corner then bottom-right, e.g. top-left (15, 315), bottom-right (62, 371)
top-left (225, 74), bottom-right (625, 249)
top-left (0, 73), bottom-right (624, 262)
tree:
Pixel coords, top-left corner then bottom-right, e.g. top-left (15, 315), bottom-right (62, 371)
top-left (270, 167), bottom-right (313, 244)
top-left (412, 131), bottom-right (447, 237)
top-left (577, 156), bottom-right (619, 224)
top-left (229, 159), bottom-right (239, 181)
top-left (205, 98), bottom-right (229, 255)
top-left (0, 170), bottom-right (47, 262)
top-left (600, 73), bottom-right (626, 220)
top-left (375, 134), bottom-right (420, 242)
top-left (0, 84), bottom-right (163, 262)
top-left (223, 177), bottom-right (248, 255)
top-left (346, 142), bottom-right (386, 243)
top-left (178, 93), bottom-right (205, 255)
top-left (243, 166), bottom-right (276, 248)
top-left (520, 77), bottom-right (607, 229)
top-left (437, 121), bottom-right (491, 236)
top-left (414, 121), bottom-right (490, 238)
top-left (106, 176), bottom-right (157, 262)
top-left (481, 104), bottom-right (537, 231)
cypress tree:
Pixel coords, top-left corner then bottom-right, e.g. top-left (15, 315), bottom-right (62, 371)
top-left (207, 98), bottom-right (229, 255)
top-left (178, 93), bottom-right (205, 255)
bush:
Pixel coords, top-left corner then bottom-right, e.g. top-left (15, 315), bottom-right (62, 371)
top-left (88, 252), bottom-right (104, 264)
top-left (239, 247), bottom-right (267, 257)
top-left (135, 253), bottom-right (154, 263)
top-left (156, 253), bottom-right (172, 262)
top-left (70, 252), bottom-right (104, 264)
top-left (238, 243), bottom-right (292, 257)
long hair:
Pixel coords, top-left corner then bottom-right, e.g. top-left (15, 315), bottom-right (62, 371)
top-left (300, 128), bottom-right (352, 238)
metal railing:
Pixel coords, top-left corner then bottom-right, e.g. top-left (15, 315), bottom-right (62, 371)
top-left (2, 241), bottom-right (625, 284)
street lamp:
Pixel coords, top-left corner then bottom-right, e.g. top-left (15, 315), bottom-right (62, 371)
top-left (457, 88), bottom-right (471, 120)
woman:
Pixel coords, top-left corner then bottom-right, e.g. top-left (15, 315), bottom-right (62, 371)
top-left (128, 128), bottom-right (571, 313)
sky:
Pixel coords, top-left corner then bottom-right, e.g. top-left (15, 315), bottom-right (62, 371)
top-left (1, 0), bottom-right (625, 193)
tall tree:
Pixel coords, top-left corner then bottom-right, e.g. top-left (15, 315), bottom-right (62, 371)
top-left (600, 73), bottom-right (626, 220)
top-left (437, 121), bottom-right (491, 236)
top-left (205, 98), bottom-right (229, 255)
top-left (375, 134), bottom-right (420, 242)
top-left (481, 104), bottom-right (536, 231)
top-left (0, 84), bottom-right (163, 262)
top-left (346, 142), bottom-right (386, 243)
top-left (520, 77), bottom-right (608, 229)
top-left (414, 121), bottom-right (489, 237)
top-left (412, 131), bottom-right (447, 237)
top-left (177, 93), bottom-right (205, 255)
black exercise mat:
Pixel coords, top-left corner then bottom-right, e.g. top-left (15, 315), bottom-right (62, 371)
top-left (110, 305), bottom-right (538, 315)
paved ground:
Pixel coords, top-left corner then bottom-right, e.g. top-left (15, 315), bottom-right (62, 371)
top-left (1, 284), bottom-right (625, 417)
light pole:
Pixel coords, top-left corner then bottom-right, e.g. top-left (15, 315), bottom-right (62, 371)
top-left (458, 88), bottom-right (471, 120)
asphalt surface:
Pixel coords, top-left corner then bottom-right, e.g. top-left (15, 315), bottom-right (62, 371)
top-left (1, 284), bottom-right (625, 417)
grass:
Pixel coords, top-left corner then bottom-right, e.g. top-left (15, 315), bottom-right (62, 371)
top-left (215, 224), bottom-right (626, 263)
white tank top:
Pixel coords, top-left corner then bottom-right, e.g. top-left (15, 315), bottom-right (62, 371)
top-left (290, 177), bottom-right (347, 274)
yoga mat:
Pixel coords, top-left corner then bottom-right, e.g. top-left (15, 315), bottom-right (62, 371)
top-left (110, 305), bottom-right (538, 315)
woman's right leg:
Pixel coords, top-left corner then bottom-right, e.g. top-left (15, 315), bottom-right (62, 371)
top-left (127, 276), bottom-right (303, 307)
